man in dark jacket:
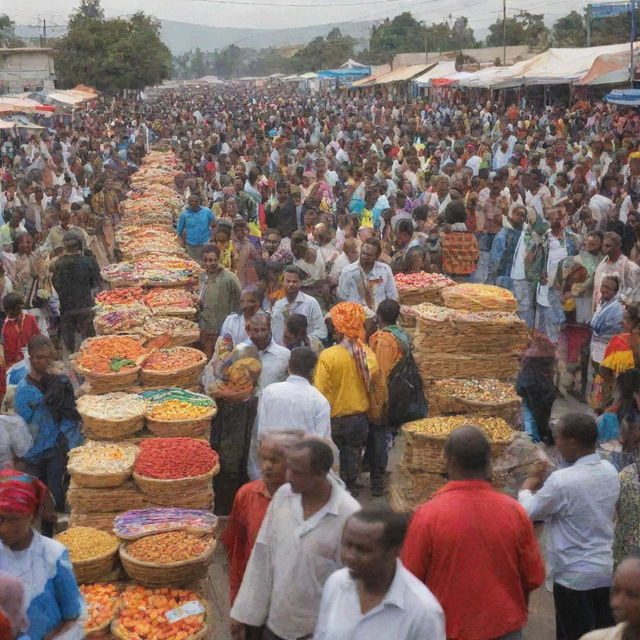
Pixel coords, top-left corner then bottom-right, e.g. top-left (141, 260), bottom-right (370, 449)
top-left (266, 181), bottom-right (298, 238)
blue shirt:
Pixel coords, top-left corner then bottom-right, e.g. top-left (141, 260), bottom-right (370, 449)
top-left (176, 206), bottom-right (215, 246)
top-left (15, 377), bottom-right (83, 463)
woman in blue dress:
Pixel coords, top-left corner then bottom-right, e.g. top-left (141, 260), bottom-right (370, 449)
top-left (0, 469), bottom-right (84, 640)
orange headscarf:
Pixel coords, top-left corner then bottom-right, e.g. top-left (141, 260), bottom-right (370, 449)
top-left (330, 302), bottom-right (366, 342)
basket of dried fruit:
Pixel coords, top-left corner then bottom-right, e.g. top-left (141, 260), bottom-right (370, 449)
top-left (72, 336), bottom-right (148, 393)
top-left (140, 316), bottom-right (200, 347)
top-left (401, 416), bottom-right (514, 473)
top-left (132, 438), bottom-right (219, 502)
top-left (395, 272), bottom-right (455, 306)
top-left (140, 347), bottom-right (207, 389)
top-left (67, 441), bottom-right (139, 488)
top-left (55, 527), bottom-right (120, 584)
top-left (141, 389), bottom-right (216, 438)
top-left (111, 585), bottom-right (208, 640)
top-left (119, 531), bottom-right (217, 587)
top-left (80, 583), bottom-right (120, 638)
top-left (77, 392), bottom-right (146, 439)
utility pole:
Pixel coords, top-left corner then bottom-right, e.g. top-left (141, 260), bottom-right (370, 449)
top-left (502, 0), bottom-right (507, 65)
top-left (42, 19), bottom-right (47, 47)
top-left (632, 0), bottom-right (637, 87)
top-left (586, 5), bottom-right (591, 47)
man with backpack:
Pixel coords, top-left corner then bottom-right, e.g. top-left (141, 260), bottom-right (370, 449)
top-left (367, 299), bottom-right (427, 496)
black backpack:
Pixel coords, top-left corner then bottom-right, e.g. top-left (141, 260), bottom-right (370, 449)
top-left (383, 326), bottom-right (428, 429)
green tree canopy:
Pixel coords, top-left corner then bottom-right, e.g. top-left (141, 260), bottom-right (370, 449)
top-left (551, 11), bottom-right (587, 47)
top-left (56, 1), bottom-right (171, 92)
top-left (486, 11), bottom-right (549, 47)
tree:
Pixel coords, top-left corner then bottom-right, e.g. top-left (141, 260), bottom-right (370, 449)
top-left (0, 14), bottom-right (17, 47)
top-left (190, 47), bottom-right (206, 79)
top-left (56, 1), bottom-right (171, 92)
top-left (288, 29), bottom-right (357, 71)
top-left (552, 11), bottom-right (587, 46)
top-left (486, 11), bottom-right (549, 47)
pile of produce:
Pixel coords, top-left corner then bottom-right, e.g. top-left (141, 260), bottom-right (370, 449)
top-left (75, 336), bottom-right (147, 374)
top-left (442, 283), bottom-right (518, 312)
top-left (141, 317), bottom-right (200, 343)
top-left (142, 288), bottom-right (197, 315)
top-left (67, 441), bottom-right (138, 475)
top-left (114, 508), bottom-right (218, 540)
top-left (118, 227), bottom-right (185, 259)
top-left (112, 586), bottom-right (206, 640)
top-left (94, 307), bottom-right (150, 335)
top-left (134, 438), bottom-right (218, 479)
top-left (142, 347), bottom-right (205, 372)
top-left (432, 379), bottom-right (519, 404)
top-left (56, 527), bottom-right (119, 562)
top-left (124, 531), bottom-right (210, 563)
top-left (394, 272), bottom-right (454, 290)
top-left (77, 392), bottom-right (147, 422)
top-left (403, 415), bottom-right (513, 441)
top-left (80, 583), bottom-right (120, 632)
top-left (96, 287), bottom-right (145, 308)
top-left (101, 255), bottom-right (202, 287)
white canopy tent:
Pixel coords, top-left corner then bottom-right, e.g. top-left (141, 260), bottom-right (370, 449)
top-left (413, 61), bottom-right (457, 87)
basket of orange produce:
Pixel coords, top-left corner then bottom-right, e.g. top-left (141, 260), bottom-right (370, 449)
top-left (72, 336), bottom-right (148, 394)
top-left (80, 583), bottom-right (120, 638)
top-left (111, 585), bottom-right (208, 640)
top-left (141, 389), bottom-right (216, 438)
top-left (140, 347), bottom-right (207, 389)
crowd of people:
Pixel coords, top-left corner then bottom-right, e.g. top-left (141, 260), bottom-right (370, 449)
top-left (0, 82), bottom-right (639, 639)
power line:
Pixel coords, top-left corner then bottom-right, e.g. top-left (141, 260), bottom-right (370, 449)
top-left (176, 0), bottom-right (408, 6)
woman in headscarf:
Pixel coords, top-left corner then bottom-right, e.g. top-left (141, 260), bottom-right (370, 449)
top-left (0, 470), bottom-right (85, 640)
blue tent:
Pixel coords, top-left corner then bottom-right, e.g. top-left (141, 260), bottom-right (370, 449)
top-left (606, 89), bottom-right (640, 106)
top-left (316, 67), bottom-right (371, 78)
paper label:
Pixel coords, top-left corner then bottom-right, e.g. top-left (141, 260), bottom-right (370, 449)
top-left (165, 601), bottom-right (205, 623)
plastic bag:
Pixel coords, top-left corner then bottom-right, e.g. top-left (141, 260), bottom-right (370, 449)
top-left (493, 432), bottom-right (556, 497)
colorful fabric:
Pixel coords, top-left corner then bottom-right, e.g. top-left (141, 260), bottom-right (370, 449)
top-left (210, 358), bottom-right (262, 403)
top-left (2, 312), bottom-right (41, 369)
top-left (0, 469), bottom-right (48, 516)
top-left (614, 464), bottom-right (640, 568)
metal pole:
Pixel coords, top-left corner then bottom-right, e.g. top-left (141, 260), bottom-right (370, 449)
top-left (43, 19), bottom-right (46, 47)
top-left (586, 5), bottom-right (591, 47)
top-left (632, 0), bottom-right (637, 87)
top-left (502, 0), bottom-right (507, 65)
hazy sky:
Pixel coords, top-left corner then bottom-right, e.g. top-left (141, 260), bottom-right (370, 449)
top-left (3, 0), bottom-right (590, 32)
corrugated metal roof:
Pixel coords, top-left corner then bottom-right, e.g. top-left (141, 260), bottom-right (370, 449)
top-left (351, 74), bottom-right (377, 87)
top-left (374, 63), bottom-right (434, 85)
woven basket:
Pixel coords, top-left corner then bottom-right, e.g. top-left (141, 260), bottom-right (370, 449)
top-left (73, 363), bottom-right (141, 394)
top-left (398, 286), bottom-right (448, 306)
top-left (133, 464), bottom-right (219, 501)
top-left (69, 511), bottom-right (119, 533)
top-left (146, 405), bottom-right (217, 438)
top-left (429, 390), bottom-right (520, 425)
top-left (119, 538), bottom-right (216, 588)
top-left (68, 466), bottom-right (133, 489)
top-left (140, 348), bottom-right (207, 389)
top-left (80, 413), bottom-right (145, 440)
top-left (398, 311), bottom-right (417, 328)
top-left (149, 488), bottom-right (214, 510)
top-left (416, 353), bottom-right (521, 381)
top-left (151, 306), bottom-right (198, 320)
top-left (67, 480), bottom-right (151, 513)
top-left (72, 542), bottom-right (120, 585)
top-left (111, 614), bottom-right (208, 640)
top-left (85, 619), bottom-right (114, 639)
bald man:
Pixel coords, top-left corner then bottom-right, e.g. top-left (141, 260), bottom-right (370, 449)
top-left (402, 426), bottom-right (545, 640)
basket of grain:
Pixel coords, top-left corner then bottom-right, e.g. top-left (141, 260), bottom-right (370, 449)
top-left (401, 416), bottom-right (514, 473)
top-left (56, 527), bottom-right (120, 584)
top-left (67, 441), bottom-right (139, 488)
top-left (141, 389), bottom-right (217, 438)
top-left (77, 392), bottom-right (146, 439)
top-left (119, 531), bottom-right (217, 587)
top-left (140, 347), bottom-right (207, 389)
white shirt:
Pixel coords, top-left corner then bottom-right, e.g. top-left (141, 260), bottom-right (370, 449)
top-left (231, 476), bottom-right (360, 640)
top-left (271, 291), bottom-right (327, 345)
top-left (330, 252), bottom-right (354, 280)
top-left (338, 261), bottom-right (398, 311)
top-left (518, 453), bottom-right (619, 590)
top-left (218, 312), bottom-right (249, 346)
top-left (257, 375), bottom-right (331, 439)
top-left (0, 414), bottom-right (32, 468)
top-left (250, 339), bottom-right (290, 394)
top-left (314, 561), bottom-right (445, 640)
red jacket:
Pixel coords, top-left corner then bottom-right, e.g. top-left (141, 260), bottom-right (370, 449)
top-left (402, 480), bottom-right (545, 640)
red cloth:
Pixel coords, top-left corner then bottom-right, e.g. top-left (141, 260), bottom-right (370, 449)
top-left (402, 480), bottom-right (545, 640)
top-left (0, 470), bottom-right (48, 515)
top-left (222, 479), bottom-right (271, 605)
top-left (2, 313), bottom-right (40, 369)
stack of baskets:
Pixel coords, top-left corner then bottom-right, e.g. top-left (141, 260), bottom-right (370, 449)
top-left (140, 347), bottom-right (208, 390)
top-left (390, 416), bottom-right (514, 512)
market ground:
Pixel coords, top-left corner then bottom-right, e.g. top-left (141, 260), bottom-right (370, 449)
top-left (208, 394), bottom-right (587, 639)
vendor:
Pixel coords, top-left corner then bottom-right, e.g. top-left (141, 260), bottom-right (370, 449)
top-left (0, 469), bottom-right (85, 640)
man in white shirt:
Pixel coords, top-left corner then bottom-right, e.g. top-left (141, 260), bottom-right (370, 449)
top-left (518, 412), bottom-right (620, 640)
top-left (230, 439), bottom-right (360, 640)
top-left (315, 507), bottom-right (445, 640)
top-left (338, 238), bottom-right (398, 312)
top-left (271, 266), bottom-right (327, 345)
top-left (257, 347), bottom-right (331, 440)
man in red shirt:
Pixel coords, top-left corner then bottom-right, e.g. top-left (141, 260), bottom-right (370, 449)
top-left (222, 430), bottom-right (302, 617)
top-left (402, 425), bottom-right (545, 640)
top-left (2, 292), bottom-right (41, 369)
